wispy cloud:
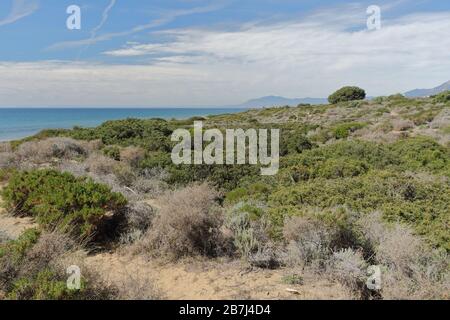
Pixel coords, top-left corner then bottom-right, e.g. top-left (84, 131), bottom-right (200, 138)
top-left (2, 3), bottom-right (450, 106)
top-left (0, 0), bottom-right (39, 27)
top-left (78, 0), bottom-right (117, 57)
top-left (90, 0), bottom-right (116, 38)
top-left (101, 6), bottom-right (450, 97)
top-left (48, 2), bottom-right (225, 51)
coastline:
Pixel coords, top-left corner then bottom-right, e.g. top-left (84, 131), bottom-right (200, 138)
top-left (0, 107), bottom-right (248, 142)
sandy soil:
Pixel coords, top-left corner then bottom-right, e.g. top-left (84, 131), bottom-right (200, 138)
top-left (85, 253), bottom-right (351, 300)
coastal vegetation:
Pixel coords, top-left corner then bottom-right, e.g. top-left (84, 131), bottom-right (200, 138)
top-left (0, 88), bottom-right (449, 300)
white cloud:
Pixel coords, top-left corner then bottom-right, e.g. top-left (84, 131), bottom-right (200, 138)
top-left (102, 9), bottom-right (450, 98)
top-left (0, 0), bottom-right (39, 27)
top-left (0, 61), bottom-right (216, 106)
top-left (2, 6), bottom-right (450, 106)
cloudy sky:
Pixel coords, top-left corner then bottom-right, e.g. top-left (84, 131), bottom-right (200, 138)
top-left (0, 0), bottom-right (450, 107)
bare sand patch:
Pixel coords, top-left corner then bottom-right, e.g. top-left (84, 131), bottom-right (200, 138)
top-left (85, 253), bottom-right (352, 300)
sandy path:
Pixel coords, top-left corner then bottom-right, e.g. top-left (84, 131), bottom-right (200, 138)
top-left (85, 253), bottom-right (350, 300)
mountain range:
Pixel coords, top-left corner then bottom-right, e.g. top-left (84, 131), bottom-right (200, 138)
top-left (228, 81), bottom-right (450, 109)
top-left (405, 81), bottom-right (450, 98)
top-left (233, 96), bottom-right (328, 108)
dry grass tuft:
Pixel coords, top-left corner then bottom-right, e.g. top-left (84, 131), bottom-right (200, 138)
top-left (283, 216), bottom-right (333, 270)
top-left (392, 119), bottom-right (415, 132)
top-left (0, 142), bottom-right (12, 153)
top-left (139, 184), bottom-right (226, 260)
top-left (16, 138), bottom-right (89, 164)
top-left (358, 212), bottom-right (449, 300)
top-left (0, 152), bottom-right (16, 169)
top-left (120, 147), bottom-right (145, 167)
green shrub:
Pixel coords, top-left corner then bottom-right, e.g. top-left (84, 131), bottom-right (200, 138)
top-left (7, 269), bottom-right (80, 300)
top-left (0, 228), bottom-right (41, 289)
top-left (0, 168), bottom-right (15, 182)
top-left (15, 118), bottom-right (174, 153)
top-left (328, 87), bottom-right (366, 104)
top-left (0, 228), bottom-right (41, 264)
top-left (281, 138), bottom-right (448, 177)
top-left (280, 131), bottom-right (316, 156)
top-left (227, 209), bottom-right (260, 259)
top-left (332, 122), bottom-right (366, 139)
top-left (390, 137), bottom-right (449, 174)
top-left (225, 182), bottom-right (273, 204)
top-left (1, 170), bottom-right (127, 240)
top-left (282, 274), bottom-right (304, 285)
top-left (317, 158), bottom-right (369, 179)
top-left (388, 94), bottom-right (406, 100)
top-left (103, 145), bottom-right (121, 161)
top-left (268, 171), bottom-right (450, 249)
top-left (408, 109), bottom-right (441, 126)
top-left (433, 91), bottom-right (450, 104)
top-left (1, 230), bottom-right (117, 300)
top-left (92, 118), bottom-right (172, 152)
top-left (166, 163), bottom-right (260, 191)
top-left (372, 96), bottom-right (387, 104)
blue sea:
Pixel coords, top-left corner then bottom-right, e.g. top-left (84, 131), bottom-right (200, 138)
top-left (0, 108), bottom-right (247, 141)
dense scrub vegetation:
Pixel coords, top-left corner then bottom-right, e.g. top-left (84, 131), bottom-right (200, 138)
top-left (0, 92), bottom-right (449, 300)
top-left (2, 170), bottom-right (127, 240)
top-left (0, 229), bottom-right (140, 300)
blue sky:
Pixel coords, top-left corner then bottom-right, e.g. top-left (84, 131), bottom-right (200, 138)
top-left (1, 0), bottom-right (450, 106)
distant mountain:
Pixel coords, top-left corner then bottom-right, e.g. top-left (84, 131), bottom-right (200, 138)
top-left (405, 81), bottom-right (450, 98)
top-left (235, 96), bottom-right (327, 108)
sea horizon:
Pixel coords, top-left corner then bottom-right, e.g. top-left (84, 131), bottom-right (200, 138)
top-left (0, 107), bottom-right (248, 142)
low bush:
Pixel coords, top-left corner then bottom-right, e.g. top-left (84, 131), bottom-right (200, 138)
top-left (123, 202), bottom-right (155, 233)
top-left (75, 118), bottom-right (173, 152)
top-left (433, 91), bottom-right (450, 104)
top-left (226, 203), bottom-right (269, 259)
top-left (390, 137), bottom-right (449, 174)
top-left (0, 168), bottom-right (15, 183)
top-left (120, 146), bottom-right (146, 167)
top-left (0, 229), bottom-right (41, 288)
top-left (1, 170), bottom-right (127, 240)
top-left (280, 133), bottom-right (315, 156)
top-left (408, 108), bottom-right (441, 126)
top-left (0, 142), bottom-right (11, 153)
top-left (103, 145), bottom-right (121, 161)
top-left (269, 171), bottom-right (450, 249)
top-left (140, 184), bottom-right (228, 259)
top-left (332, 122), bottom-right (366, 139)
top-left (317, 158), bottom-right (368, 179)
top-left (0, 229), bottom-right (117, 300)
top-left (84, 154), bottom-right (120, 176)
top-left (392, 119), bottom-right (415, 131)
top-left (0, 152), bottom-right (15, 169)
top-left (283, 217), bottom-right (332, 270)
top-left (16, 138), bottom-right (89, 164)
top-left (326, 249), bottom-right (369, 298)
top-left (282, 274), bottom-right (304, 285)
top-left (358, 213), bottom-right (449, 299)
